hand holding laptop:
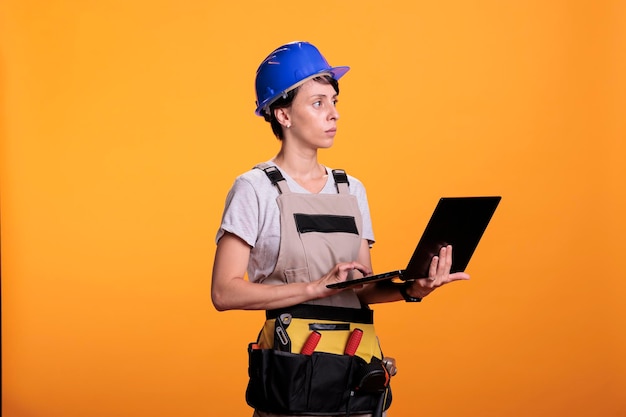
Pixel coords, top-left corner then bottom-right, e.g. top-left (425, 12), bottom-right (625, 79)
top-left (401, 244), bottom-right (471, 299)
top-left (327, 196), bottom-right (501, 290)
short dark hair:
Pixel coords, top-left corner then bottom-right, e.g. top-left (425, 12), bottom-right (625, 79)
top-left (263, 75), bottom-right (340, 140)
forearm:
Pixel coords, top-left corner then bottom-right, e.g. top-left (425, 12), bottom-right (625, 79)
top-left (212, 277), bottom-right (330, 311)
top-left (211, 233), bottom-right (325, 311)
top-left (355, 282), bottom-right (404, 305)
top-left (212, 234), bottom-right (377, 311)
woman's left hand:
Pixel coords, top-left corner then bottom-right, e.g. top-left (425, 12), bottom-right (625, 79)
top-left (405, 245), bottom-right (470, 299)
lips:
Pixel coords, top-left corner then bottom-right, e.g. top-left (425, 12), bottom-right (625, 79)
top-left (325, 128), bottom-right (337, 135)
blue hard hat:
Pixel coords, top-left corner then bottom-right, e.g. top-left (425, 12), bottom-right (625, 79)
top-left (254, 41), bottom-right (350, 116)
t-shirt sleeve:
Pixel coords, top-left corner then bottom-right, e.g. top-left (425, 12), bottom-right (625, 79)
top-left (215, 177), bottom-right (260, 247)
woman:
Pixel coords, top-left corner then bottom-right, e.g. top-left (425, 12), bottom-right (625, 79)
top-left (211, 41), bottom-right (469, 417)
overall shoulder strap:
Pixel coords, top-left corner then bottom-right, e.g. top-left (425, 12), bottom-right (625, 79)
top-left (332, 169), bottom-right (350, 194)
top-left (254, 163), bottom-right (291, 194)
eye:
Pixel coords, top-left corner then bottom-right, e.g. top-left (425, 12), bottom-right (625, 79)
top-left (312, 101), bottom-right (322, 108)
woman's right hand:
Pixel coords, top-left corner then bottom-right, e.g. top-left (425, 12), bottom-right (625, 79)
top-left (314, 261), bottom-right (371, 297)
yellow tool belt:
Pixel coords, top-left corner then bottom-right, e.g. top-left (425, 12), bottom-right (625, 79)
top-left (257, 304), bottom-right (383, 362)
top-left (246, 304), bottom-right (392, 416)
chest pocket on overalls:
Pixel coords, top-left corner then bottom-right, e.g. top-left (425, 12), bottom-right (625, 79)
top-left (290, 211), bottom-right (360, 279)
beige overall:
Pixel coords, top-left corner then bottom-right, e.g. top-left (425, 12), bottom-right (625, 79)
top-left (257, 163), bottom-right (363, 308)
top-left (248, 164), bottom-right (390, 417)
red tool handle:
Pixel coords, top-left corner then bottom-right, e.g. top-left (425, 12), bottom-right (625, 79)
top-left (300, 331), bottom-right (322, 355)
top-left (344, 328), bottom-right (363, 356)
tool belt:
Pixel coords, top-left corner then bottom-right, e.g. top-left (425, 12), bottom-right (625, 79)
top-left (246, 304), bottom-right (392, 416)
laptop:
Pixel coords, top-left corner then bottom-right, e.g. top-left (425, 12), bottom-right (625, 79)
top-left (326, 196), bottom-right (502, 289)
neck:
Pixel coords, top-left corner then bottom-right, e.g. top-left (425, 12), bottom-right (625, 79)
top-left (272, 150), bottom-right (326, 182)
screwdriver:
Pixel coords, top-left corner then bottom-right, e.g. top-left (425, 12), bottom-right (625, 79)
top-left (344, 328), bottom-right (363, 356)
top-left (300, 331), bottom-right (322, 355)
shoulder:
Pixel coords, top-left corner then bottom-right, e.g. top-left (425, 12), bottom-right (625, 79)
top-left (346, 172), bottom-right (365, 190)
top-left (221, 166), bottom-right (279, 212)
top-left (231, 165), bottom-right (276, 193)
top-left (235, 166), bottom-right (268, 183)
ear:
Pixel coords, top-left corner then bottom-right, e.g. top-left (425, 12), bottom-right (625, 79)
top-left (274, 107), bottom-right (291, 128)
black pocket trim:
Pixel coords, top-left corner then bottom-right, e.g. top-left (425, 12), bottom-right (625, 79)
top-left (309, 323), bottom-right (351, 331)
top-left (294, 213), bottom-right (358, 235)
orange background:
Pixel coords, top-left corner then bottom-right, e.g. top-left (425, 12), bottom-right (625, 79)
top-left (2, 1), bottom-right (625, 416)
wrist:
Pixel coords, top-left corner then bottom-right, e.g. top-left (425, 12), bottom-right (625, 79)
top-left (313, 279), bottom-right (338, 300)
top-left (399, 283), bottom-right (422, 302)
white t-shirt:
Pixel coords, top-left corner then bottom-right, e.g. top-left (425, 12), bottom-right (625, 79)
top-left (216, 163), bottom-right (375, 283)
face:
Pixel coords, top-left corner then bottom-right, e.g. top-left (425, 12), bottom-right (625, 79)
top-left (276, 79), bottom-right (340, 149)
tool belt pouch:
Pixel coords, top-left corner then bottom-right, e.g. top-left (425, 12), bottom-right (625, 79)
top-left (246, 343), bottom-right (392, 415)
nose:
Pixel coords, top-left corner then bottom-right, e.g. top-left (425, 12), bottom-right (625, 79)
top-left (329, 103), bottom-right (339, 121)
